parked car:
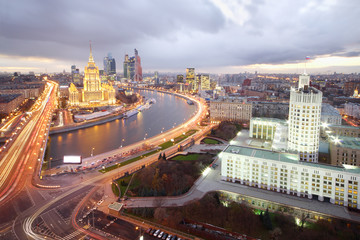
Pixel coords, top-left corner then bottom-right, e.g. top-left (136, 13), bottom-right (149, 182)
top-left (162, 233), bottom-right (168, 239)
top-left (149, 229), bottom-right (156, 235)
top-left (153, 230), bottom-right (160, 237)
top-left (158, 231), bottom-right (164, 238)
top-left (166, 235), bottom-right (172, 240)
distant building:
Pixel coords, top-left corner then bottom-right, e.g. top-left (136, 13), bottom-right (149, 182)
top-left (200, 74), bottom-right (210, 91)
top-left (154, 71), bottom-right (159, 84)
top-left (103, 53), bottom-right (116, 75)
top-left (344, 102), bottom-right (360, 119)
top-left (186, 68), bottom-right (195, 88)
top-left (68, 44), bottom-right (115, 106)
top-left (288, 73), bottom-right (322, 162)
top-left (0, 94), bottom-right (24, 114)
top-left (243, 78), bottom-right (251, 87)
top-left (123, 49), bottom-right (142, 81)
top-left (209, 97), bottom-right (252, 123)
top-left (220, 145), bottom-right (360, 209)
top-left (177, 75), bottom-right (184, 83)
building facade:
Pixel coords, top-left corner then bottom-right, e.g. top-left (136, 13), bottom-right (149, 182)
top-left (288, 73), bottom-right (322, 162)
top-left (329, 135), bottom-right (360, 167)
top-left (250, 117), bottom-right (287, 140)
top-left (209, 97), bottom-right (252, 123)
top-left (68, 45), bottom-right (115, 107)
top-left (221, 145), bottom-right (360, 209)
top-left (344, 102), bottom-right (360, 119)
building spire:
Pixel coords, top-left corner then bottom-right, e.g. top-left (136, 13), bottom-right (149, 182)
top-left (89, 40), bottom-right (94, 63)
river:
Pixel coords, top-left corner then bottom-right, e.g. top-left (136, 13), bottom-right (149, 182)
top-left (46, 90), bottom-right (197, 166)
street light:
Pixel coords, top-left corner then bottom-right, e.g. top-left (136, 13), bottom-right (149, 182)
top-left (91, 147), bottom-right (95, 157)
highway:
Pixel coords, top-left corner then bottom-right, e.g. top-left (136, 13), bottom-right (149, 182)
top-left (0, 80), bottom-right (56, 203)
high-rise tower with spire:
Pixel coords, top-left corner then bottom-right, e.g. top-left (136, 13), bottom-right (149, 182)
top-left (68, 42), bottom-right (116, 106)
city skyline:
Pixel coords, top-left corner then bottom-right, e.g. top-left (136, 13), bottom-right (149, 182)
top-left (1, 0), bottom-right (360, 74)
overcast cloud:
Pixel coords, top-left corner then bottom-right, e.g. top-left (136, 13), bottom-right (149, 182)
top-left (0, 0), bottom-right (359, 73)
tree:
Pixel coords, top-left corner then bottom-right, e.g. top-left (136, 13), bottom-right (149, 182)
top-left (263, 208), bottom-right (273, 230)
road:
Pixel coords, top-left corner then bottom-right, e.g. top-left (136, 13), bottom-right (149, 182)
top-left (0, 80), bottom-right (57, 203)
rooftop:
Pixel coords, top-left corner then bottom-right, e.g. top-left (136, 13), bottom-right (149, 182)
top-left (332, 135), bottom-right (360, 150)
top-left (251, 117), bottom-right (287, 125)
top-left (0, 94), bottom-right (22, 103)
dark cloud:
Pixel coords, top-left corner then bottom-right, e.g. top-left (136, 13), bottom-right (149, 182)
top-left (0, 0), bottom-right (359, 72)
top-left (333, 51), bottom-right (360, 58)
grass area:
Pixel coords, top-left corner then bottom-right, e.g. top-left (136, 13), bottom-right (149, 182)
top-left (100, 129), bottom-right (197, 174)
top-left (112, 174), bottom-right (141, 197)
top-left (202, 138), bottom-right (222, 144)
top-left (159, 129), bottom-right (197, 150)
top-left (99, 149), bottom-right (159, 173)
top-left (171, 153), bottom-right (201, 161)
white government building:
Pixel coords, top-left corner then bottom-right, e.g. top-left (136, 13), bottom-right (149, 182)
top-left (220, 145), bottom-right (360, 209)
top-left (288, 73), bottom-right (322, 162)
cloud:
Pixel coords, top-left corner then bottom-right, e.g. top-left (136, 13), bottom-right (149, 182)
top-left (0, 0), bottom-right (359, 73)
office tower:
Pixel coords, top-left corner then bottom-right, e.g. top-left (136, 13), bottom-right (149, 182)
top-left (288, 73), bottom-right (322, 162)
top-left (177, 75), bottom-right (184, 83)
top-left (123, 54), bottom-right (129, 79)
top-left (71, 65), bottom-right (76, 74)
top-left (103, 53), bottom-right (116, 75)
top-left (200, 74), bottom-right (210, 91)
top-left (186, 68), bottom-right (195, 89)
top-left (123, 49), bottom-right (142, 81)
top-left (154, 71), bottom-right (159, 84)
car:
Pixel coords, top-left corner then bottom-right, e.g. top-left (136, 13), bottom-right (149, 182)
top-left (162, 233), bottom-right (168, 239)
top-left (146, 228), bottom-right (152, 234)
top-left (149, 229), bottom-right (156, 235)
top-left (158, 231), bottom-right (164, 238)
top-left (153, 230), bottom-right (160, 237)
top-left (166, 235), bottom-right (172, 240)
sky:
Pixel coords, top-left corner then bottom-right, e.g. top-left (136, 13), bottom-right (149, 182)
top-left (0, 0), bottom-right (360, 75)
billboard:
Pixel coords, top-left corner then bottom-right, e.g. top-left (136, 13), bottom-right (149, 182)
top-left (63, 155), bottom-right (82, 164)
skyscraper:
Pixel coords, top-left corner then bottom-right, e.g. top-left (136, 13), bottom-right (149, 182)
top-left (123, 49), bottom-right (142, 81)
top-left (200, 74), bottom-right (210, 90)
top-left (288, 73), bottom-right (322, 162)
top-left (103, 53), bottom-right (116, 75)
top-left (154, 71), bottom-right (159, 84)
top-left (186, 68), bottom-right (195, 89)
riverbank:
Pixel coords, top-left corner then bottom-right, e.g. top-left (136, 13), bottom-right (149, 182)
top-left (49, 88), bottom-right (198, 136)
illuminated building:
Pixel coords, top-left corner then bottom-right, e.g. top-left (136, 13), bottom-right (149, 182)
top-left (221, 145), bottom-right (360, 209)
top-left (68, 44), bottom-right (115, 106)
top-left (209, 97), bottom-right (252, 123)
top-left (177, 75), bottom-right (184, 83)
top-left (288, 73), bottom-right (322, 162)
top-left (186, 68), bottom-right (195, 89)
top-left (123, 49), bottom-right (142, 81)
top-left (200, 74), bottom-right (210, 91)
